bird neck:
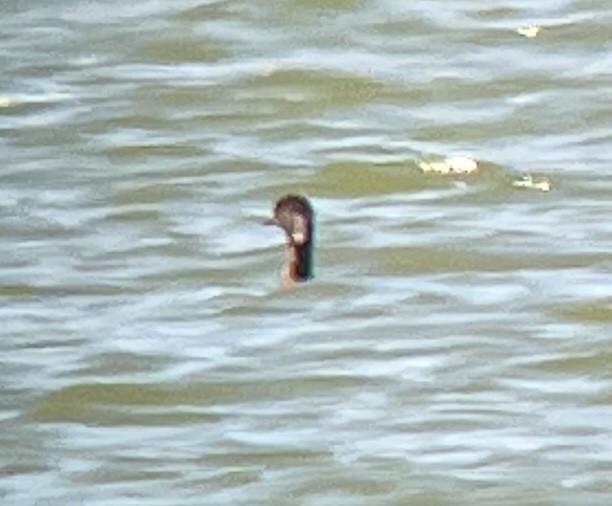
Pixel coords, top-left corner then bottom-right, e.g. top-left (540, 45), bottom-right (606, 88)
top-left (284, 241), bottom-right (313, 284)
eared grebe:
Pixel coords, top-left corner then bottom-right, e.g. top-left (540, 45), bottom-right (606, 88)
top-left (264, 194), bottom-right (314, 285)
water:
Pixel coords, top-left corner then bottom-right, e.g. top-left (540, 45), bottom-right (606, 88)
top-left (1, 0), bottom-right (611, 504)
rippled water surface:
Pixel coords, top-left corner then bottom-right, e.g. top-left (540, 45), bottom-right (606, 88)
top-left (1, 0), bottom-right (612, 504)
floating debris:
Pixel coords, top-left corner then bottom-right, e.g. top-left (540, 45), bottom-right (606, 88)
top-left (512, 174), bottom-right (551, 192)
top-left (0, 97), bottom-right (12, 107)
top-left (418, 156), bottom-right (479, 175)
top-left (517, 25), bottom-right (541, 38)
top-left (418, 160), bottom-right (452, 174)
top-left (446, 156), bottom-right (479, 174)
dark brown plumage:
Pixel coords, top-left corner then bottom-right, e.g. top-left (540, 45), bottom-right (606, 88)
top-left (264, 194), bottom-right (314, 284)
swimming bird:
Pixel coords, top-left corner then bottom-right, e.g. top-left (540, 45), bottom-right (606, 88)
top-left (264, 194), bottom-right (314, 285)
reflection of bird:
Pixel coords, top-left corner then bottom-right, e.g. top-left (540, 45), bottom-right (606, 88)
top-left (264, 195), bottom-right (315, 285)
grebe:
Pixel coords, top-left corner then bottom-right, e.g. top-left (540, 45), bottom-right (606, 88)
top-left (264, 194), bottom-right (314, 285)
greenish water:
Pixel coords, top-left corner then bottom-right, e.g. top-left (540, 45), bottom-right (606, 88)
top-left (1, 1), bottom-right (611, 505)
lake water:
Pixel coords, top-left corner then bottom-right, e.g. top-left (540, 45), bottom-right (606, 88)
top-left (1, 1), bottom-right (611, 505)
